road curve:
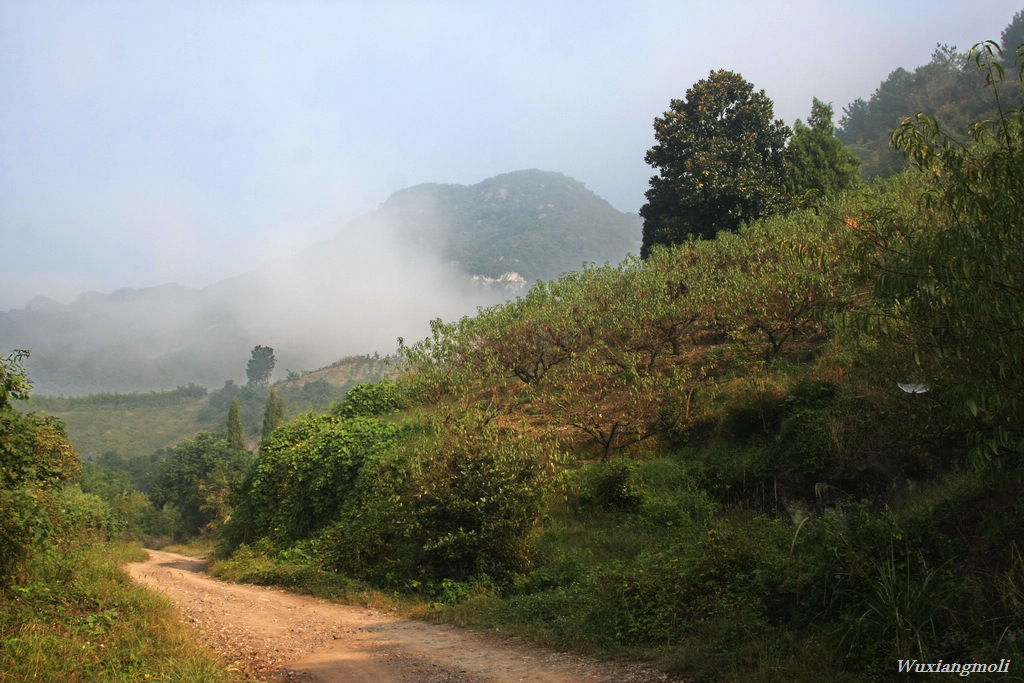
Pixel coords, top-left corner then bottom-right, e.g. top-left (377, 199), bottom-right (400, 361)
top-left (126, 549), bottom-right (667, 682)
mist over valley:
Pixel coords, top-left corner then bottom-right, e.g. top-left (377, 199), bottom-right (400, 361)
top-left (1, 170), bottom-right (639, 395)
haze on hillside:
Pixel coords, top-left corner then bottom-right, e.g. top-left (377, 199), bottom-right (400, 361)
top-left (2, 2), bottom-right (1022, 392)
top-left (0, 171), bottom-right (639, 394)
top-left (3, 2), bottom-right (1022, 310)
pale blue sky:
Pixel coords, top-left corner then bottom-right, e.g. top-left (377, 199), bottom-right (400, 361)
top-left (2, 1), bottom-right (1021, 310)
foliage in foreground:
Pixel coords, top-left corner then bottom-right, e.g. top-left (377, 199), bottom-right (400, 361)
top-left (856, 41), bottom-right (1024, 458)
top-left (1, 350), bottom-right (232, 681)
top-left (0, 542), bottom-right (234, 682)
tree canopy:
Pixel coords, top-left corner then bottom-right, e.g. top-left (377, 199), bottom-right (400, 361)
top-left (246, 345), bottom-right (276, 386)
top-left (640, 69), bottom-right (790, 256)
top-left (785, 98), bottom-right (861, 200)
top-left (837, 22), bottom-right (1024, 180)
top-left (1001, 10), bottom-right (1024, 61)
top-left (227, 397), bottom-right (245, 451)
top-left (152, 431), bottom-right (250, 539)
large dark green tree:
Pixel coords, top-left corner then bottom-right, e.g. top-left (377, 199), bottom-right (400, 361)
top-left (246, 345), bottom-right (276, 386)
top-left (785, 98), bottom-right (861, 200)
top-left (640, 69), bottom-right (790, 256)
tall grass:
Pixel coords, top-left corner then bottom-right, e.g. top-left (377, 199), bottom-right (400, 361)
top-left (0, 541), bottom-right (235, 682)
top-left (844, 541), bottom-right (955, 662)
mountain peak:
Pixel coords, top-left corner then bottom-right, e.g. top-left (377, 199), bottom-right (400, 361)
top-left (24, 296), bottom-right (64, 313)
top-left (371, 169), bottom-right (639, 282)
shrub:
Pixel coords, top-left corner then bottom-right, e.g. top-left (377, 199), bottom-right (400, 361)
top-left (317, 415), bottom-right (554, 587)
top-left (332, 379), bottom-right (405, 419)
top-left (0, 487), bottom-right (57, 585)
top-left (594, 515), bottom-right (793, 646)
top-left (224, 414), bottom-right (406, 551)
top-left (0, 350), bottom-right (80, 586)
top-left (773, 379), bottom-right (837, 476)
top-left (56, 486), bottom-right (118, 540)
top-left (577, 460), bottom-right (644, 512)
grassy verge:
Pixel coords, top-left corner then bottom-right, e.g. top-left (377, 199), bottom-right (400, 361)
top-left (208, 545), bottom-right (419, 614)
top-left (0, 540), bottom-right (236, 682)
top-left (177, 448), bottom-right (1022, 681)
top-left (162, 536), bottom-right (217, 558)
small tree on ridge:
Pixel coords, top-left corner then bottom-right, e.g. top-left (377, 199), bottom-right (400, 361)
top-left (246, 345), bottom-right (276, 386)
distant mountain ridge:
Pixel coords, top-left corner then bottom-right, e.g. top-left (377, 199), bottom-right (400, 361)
top-left (2, 170), bottom-right (639, 395)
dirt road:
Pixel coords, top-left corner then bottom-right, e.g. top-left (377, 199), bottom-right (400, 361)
top-left (126, 549), bottom-right (668, 682)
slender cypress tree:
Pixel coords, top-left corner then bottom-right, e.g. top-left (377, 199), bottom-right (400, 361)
top-left (227, 398), bottom-right (246, 452)
top-left (262, 390), bottom-right (285, 439)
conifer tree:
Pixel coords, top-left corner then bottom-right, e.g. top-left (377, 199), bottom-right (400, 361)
top-left (262, 390), bottom-right (285, 439)
top-left (786, 98), bottom-right (861, 200)
top-left (227, 398), bottom-right (246, 452)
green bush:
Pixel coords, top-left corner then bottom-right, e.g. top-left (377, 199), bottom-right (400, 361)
top-left (223, 414), bottom-right (406, 551)
top-left (716, 378), bottom-right (789, 443)
top-left (56, 487), bottom-right (118, 540)
top-left (317, 416), bottom-right (552, 587)
top-left (811, 505), bottom-right (961, 670)
top-left (632, 459), bottom-right (718, 529)
top-left (1, 350), bottom-right (81, 587)
top-left (594, 516), bottom-right (793, 646)
top-left (332, 379), bottom-right (405, 419)
top-left (0, 410), bottom-right (80, 493)
top-left (486, 511), bottom-right (807, 678)
top-left (0, 487), bottom-right (58, 586)
top-left (577, 460), bottom-right (643, 512)
top-left (773, 379), bottom-right (837, 476)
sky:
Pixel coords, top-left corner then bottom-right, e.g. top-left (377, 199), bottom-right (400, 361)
top-left (2, 0), bottom-right (1021, 312)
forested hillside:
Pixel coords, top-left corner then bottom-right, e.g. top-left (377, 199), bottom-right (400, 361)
top-left (27, 354), bottom-right (392, 469)
top-left (838, 10), bottom-right (1024, 178)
